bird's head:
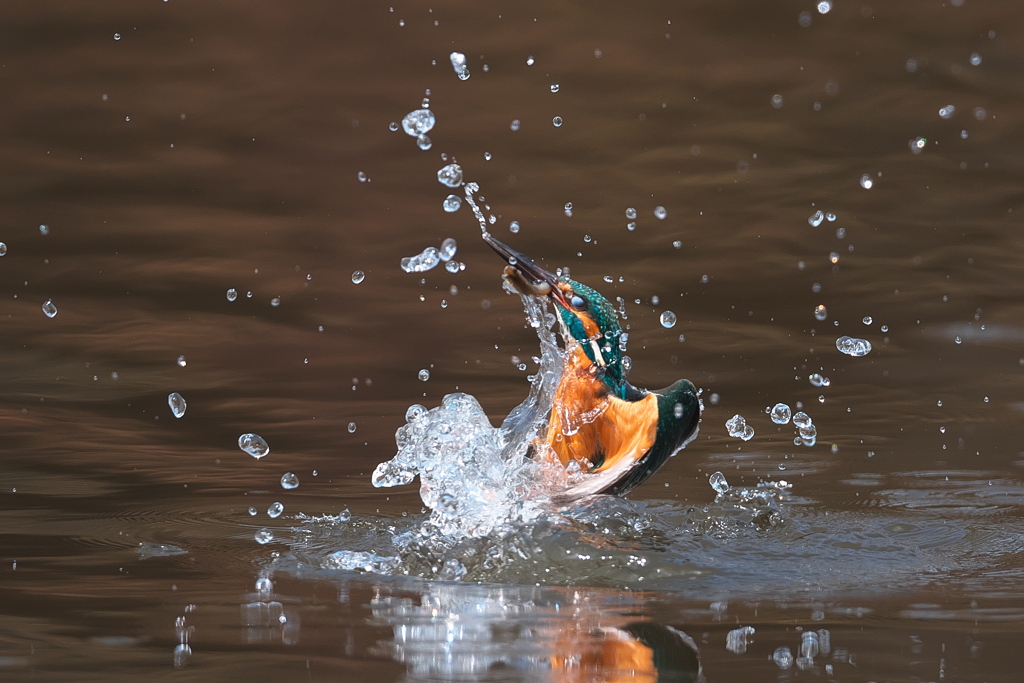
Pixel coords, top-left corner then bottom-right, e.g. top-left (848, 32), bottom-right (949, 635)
top-left (484, 233), bottom-right (625, 391)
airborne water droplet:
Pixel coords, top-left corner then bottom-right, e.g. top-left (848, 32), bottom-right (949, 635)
top-left (167, 392), bottom-right (186, 418)
top-left (42, 300), bottom-right (57, 318)
top-left (660, 311), bottom-right (677, 328)
top-left (443, 195), bottom-right (461, 212)
top-left (280, 472), bottom-right (299, 489)
top-left (770, 403), bottom-right (792, 424)
top-left (437, 163), bottom-right (464, 188)
top-left (176, 355), bottom-right (187, 367)
top-left (709, 471), bottom-right (730, 494)
top-left (401, 109), bottom-right (436, 136)
top-left (267, 502), bottom-right (284, 518)
top-left (439, 237), bottom-right (457, 261)
top-left (348, 422), bottom-right (357, 433)
top-left (418, 369), bottom-right (430, 381)
top-left (226, 288), bottom-right (238, 301)
top-left (238, 433), bottom-right (270, 459)
top-left (351, 270), bottom-right (365, 284)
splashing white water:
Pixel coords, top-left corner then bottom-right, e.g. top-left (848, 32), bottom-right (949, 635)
top-left (372, 287), bottom-right (574, 538)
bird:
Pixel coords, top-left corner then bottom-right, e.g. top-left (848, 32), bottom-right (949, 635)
top-left (483, 232), bottom-right (702, 502)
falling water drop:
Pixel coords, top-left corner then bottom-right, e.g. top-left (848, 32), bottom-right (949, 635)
top-left (167, 393), bottom-right (187, 418)
top-left (238, 433), bottom-right (270, 459)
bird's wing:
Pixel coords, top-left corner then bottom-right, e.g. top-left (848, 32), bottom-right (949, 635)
top-left (551, 393), bottom-right (659, 503)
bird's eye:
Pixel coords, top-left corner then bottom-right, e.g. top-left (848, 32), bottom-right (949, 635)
top-left (569, 295), bottom-right (586, 309)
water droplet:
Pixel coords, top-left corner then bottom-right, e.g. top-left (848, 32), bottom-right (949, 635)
top-left (862, 316), bottom-right (873, 325)
top-left (526, 56), bottom-right (535, 66)
top-left (550, 83), bottom-right (560, 93)
top-left (42, 300), bottom-right (57, 318)
top-left (416, 134), bottom-right (432, 150)
top-left (771, 94), bottom-right (784, 108)
top-left (673, 240), bottom-right (682, 249)
top-left (439, 237), bottom-right (457, 261)
top-left (388, 121), bottom-right (399, 132)
top-left (509, 119), bottom-right (521, 131)
top-left (816, 0), bottom-right (831, 14)
top-left (226, 288), bottom-right (238, 301)
top-left (280, 472), bottom-right (299, 490)
top-left (509, 220), bottom-right (520, 234)
top-left (709, 471), bottom-right (730, 494)
top-left (880, 324), bottom-right (889, 332)
top-left (168, 392), bottom-right (186, 418)
top-left (267, 502), bottom-right (284, 519)
top-left (973, 107), bottom-right (987, 120)
top-left (939, 105), bottom-right (956, 119)
top-left (829, 251), bottom-right (840, 264)
top-left (238, 433), bottom-right (270, 459)
top-left (0, 243), bottom-right (6, 256)
top-left (405, 404), bottom-right (427, 422)
top-left (400, 246), bottom-right (441, 273)
top-left (859, 174), bottom-right (874, 189)
top-left (270, 296), bottom-right (281, 307)
top-left (401, 109), bottom-right (436, 136)
top-left (351, 270), bottom-right (365, 284)
top-left (627, 222), bottom-right (636, 231)
top-left (255, 577), bottom-right (273, 594)
top-left (449, 51), bottom-right (469, 79)
top-left (726, 414), bottom-right (754, 440)
top-left (437, 163), bottom-right (463, 188)
top-left (808, 210), bottom-right (824, 227)
top-left (248, 507), bottom-right (257, 516)
top-left (814, 304), bottom-right (827, 321)
top-left (660, 311), bottom-right (677, 328)
top-left (955, 335), bottom-right (962, 344)
top-left (809, 373), bottom-right (831, 388)
top-left (552, 116), bottom-right (563, 127)
top-left (836, 335), bottom-right (872, 356)
top-left (445, 260), bottom-right (460, 274)
top-left (347, 422), bottom-right (357, 433)
top-left (253, 529), bottom-right (274, 545)
top-left (625, 207), bottom-right (637, 219)
top-left (39, 224), bottom-right (50, 235)
top-left (114, 33), bottom-right (121, 40)
top-left (654, 206), bottom-right (667, 220)
top-left (418, 369), bottom-right (430, 381)
top-left (770, 403), bottom-right (792, 424)
top-left (176, 355), bottom-right (187, 367)
top-left (909, 136), bottom-right (927, 154)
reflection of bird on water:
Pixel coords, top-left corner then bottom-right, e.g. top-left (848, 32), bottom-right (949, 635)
top-left (484, 233), bottom-right (701, 502)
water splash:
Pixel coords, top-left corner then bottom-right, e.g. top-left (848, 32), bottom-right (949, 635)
top-left (372, 290), bottom-right (567, 538)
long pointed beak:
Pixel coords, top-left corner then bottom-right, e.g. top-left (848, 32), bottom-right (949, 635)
top-left (482, 232), bottom-right (563, 301)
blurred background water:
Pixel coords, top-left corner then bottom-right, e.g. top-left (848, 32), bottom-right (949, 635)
top-left (2, 0), bottom-right (1024, 680)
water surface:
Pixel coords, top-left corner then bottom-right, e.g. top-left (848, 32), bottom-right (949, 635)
top-left (2, 1), bottom-right (1023, 680)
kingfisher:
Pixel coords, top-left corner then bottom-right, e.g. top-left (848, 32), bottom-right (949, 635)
top-left (483, 233), bottom-right (701, 502)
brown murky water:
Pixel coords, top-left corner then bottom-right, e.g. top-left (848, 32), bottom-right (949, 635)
top-left (2, 1), bottom-right (1024, 680)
